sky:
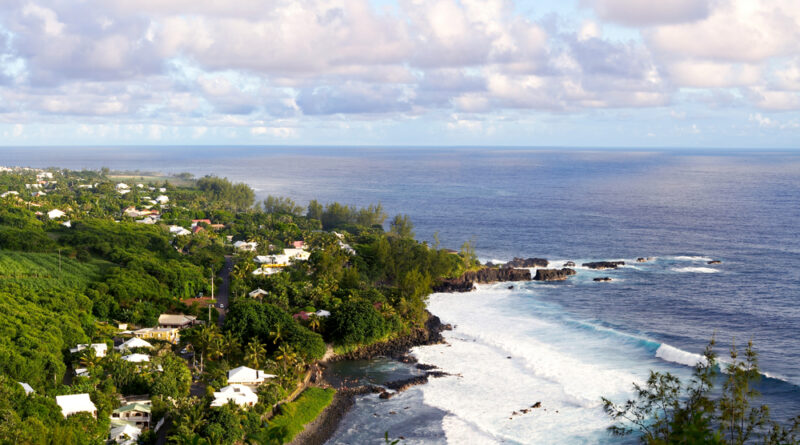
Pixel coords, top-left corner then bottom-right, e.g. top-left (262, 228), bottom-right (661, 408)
top-left (0, 0), bottom-right (799, 148)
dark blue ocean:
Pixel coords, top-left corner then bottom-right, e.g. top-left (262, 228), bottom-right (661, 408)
top-left (3, 146), bottom-right (799, 443)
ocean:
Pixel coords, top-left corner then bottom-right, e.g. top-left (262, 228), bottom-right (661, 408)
top-left (3, 146), bottom-right (800, 443)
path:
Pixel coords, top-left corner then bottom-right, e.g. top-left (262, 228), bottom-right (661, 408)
top-left (215, 255), bottom-right (233, 326)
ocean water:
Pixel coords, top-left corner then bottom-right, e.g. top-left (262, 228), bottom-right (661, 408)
top-left (3, 146), bottom-right (800, 443)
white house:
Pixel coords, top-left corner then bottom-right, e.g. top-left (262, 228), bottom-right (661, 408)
top-left (62, 220), bottom-right (72, 228)
top-left (234, 241), bottom-right (258, 252)
top-left (122, 353), bottom-right (150, 363)
top-left (56, 393), bottom-right (97, 418)
top-left (158, 187), bottom-right (166, 193)
top-left (155, 195), bottom-right (169, 204)
top-left (70, 343), bottom-right (108, 358)
top-left (254, 254), bottom-right (290, 265)
top-left (18, 382), bottom-right (34, 395)
top-left (74, 368), bottom-right (90, 377)
top-left (116, 183), bottom-right (129, 190)
top-left (0, 191), bottom-right (19, 198)
top-left (168, 225), bottom-right (191, 236)
top-left (248, 288), bottom-right (268, 298)
top-left (47, 209), bottom-right (66, 219)
top-left (116, 337), bottom-right (153, 351)
top-left (211, 384), bottom-right (258, 408)
top-left (109, 421), bottom-right (142, 445)
top-left (284, 248), bottom-right (311, 261)
top-left (252, 267), bottom-right (281, 276)
top-left (112, 403), bottom-right (151, 428)
top-left (315, 310), bottom-right (331, 317)
top-left (227, 366), bottom-right (275, 386)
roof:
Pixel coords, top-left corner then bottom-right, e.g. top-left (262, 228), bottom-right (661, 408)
top-left (117, 337), bottom-right (153, 350)
top-left (122, 353), bottom-right (150, 363)
top-left (114, 403), bottom-right (151, 414)
top-left (227, 366), bottom-right (275, 383)
top-left (293, 311), bottom-right (311, 320)
top-left (315, 310), bottom-right (331, 317)
top-left (56, 393), bottom-right (97, 417)
top-left (248, 288), bottom-right (268, 298)
top-left (70, 343), bottom-right (108, 356)
top-left (18, 382), bottom-right (34, 395)
top-left (158, 313), bottom-right (197, 326)
top-left (211, 384), bottom-right (258, 407)
top-left (291, 240), bottom-right (305, 248)
top-left (109, 422), bottom-right (142, 443)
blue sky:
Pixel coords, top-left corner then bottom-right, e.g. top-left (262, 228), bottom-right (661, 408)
top-left (0, 0), bottom-right (799, 148)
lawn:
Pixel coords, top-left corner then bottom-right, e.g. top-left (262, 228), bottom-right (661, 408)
top-left (266, 387), bottom-right (336, 443)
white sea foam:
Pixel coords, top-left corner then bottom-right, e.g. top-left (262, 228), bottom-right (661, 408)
top-left (671, 267), bottom-right (719, 273)
top-left (671, 256), bottom-right (713, 262)
top-left (411, 289), bottom-right (679, 444)
top-left (655, 344), bottom-right (708, 367)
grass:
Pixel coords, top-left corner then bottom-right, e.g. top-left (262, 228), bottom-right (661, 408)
top-left (0, 250), bottom-right (109, 291)
top-left (266, 387), bottom-right (336, 444)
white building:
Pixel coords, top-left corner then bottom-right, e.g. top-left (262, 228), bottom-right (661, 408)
top-left (122, 353), bottom-right (150, 363)
top-left (47, 209), bottom-right (66, 219)
top-left (254, 254), bottom-right (290, 265)
top-left (116, 183), bottom-right (129, 190)
top-left (211, 384), bottom-right (258, 408)
top-left (0, 191), bottom-right (19, 198)
top-left (56, 393), bottom-right (97, 418)
top-left (315, 310), bottom-right (331, 317)
top-left (284, 248), bottom-right (311, 261)
top-left (155, 195), bottom-right (169, 204)
top-left (116, 337), bottom-right (153, 351)
top-left (227, 366), bottom-right (275, 385)
top-left (168, 225), bottom-right (191, 236)
top-left (248, 288), bottom-right (268, 298)
top-left (18, 382), bottom-right (34, 395)
top-left (109, 421), bottom-right (142, 445)
top-left (234, 241), bottom-right (258, 252)
top-left (70, 343), bottom-right (108, 358)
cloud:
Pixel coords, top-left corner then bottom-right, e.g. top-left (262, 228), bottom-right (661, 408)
top-left (584, 0), bottom-right (712, 26)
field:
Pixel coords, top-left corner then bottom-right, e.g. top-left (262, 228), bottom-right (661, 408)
top-left (267, 387), bottom-right (336, 443)
top-left (0, 250), bottom-right (108, 292)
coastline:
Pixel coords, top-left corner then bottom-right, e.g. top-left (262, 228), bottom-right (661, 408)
top-left (298, 311), bottom-right (451, 444)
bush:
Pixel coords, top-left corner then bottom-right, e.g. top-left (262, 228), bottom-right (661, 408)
top-left (328, 300), bottom-right (386, 346)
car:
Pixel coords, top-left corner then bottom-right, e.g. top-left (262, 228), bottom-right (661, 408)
top-left (218, 303), bottom-right (224, 309)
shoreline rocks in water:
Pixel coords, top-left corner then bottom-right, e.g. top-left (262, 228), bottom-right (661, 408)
top-left (708, 260), bottom-right (722, 264)
top-left (502, 257), bottom-right (548, 268)
top-left (534, 268), bottom-right (576, 281)
top-left (287, 385), bottom-right (382, 445)
top-left (380, 371), bottom-right (450, 399)
top-left (636, 257), bottom-right (647, 263)
top-left (593, 277), bottom-right (612, 282)
top-left (582, 261), bottom-right (625, 270)
top-left (564, 261), bottom-right (576, 267)
top-left (433, 267), bottom-right (531, 293)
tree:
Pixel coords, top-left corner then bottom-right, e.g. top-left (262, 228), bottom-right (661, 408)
top-left (244, 339), bottom-right (267, 370)
top-left (602, 339), bottom-right (800, 445)
top-left (329, 300), bottom-right (386, 345)
top-left (389, 214), bottom-right (414, 239)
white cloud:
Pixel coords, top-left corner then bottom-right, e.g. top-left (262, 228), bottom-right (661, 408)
top-left (250, 126), bottom-right (296, 138)
top-left (584, 0), bottom-right (712, 26)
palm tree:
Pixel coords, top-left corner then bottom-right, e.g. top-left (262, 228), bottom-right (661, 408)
top-left (274, 344), bottom-right (297, 373)
top-left (307, 314), bottom-right (321, 333)
top-left (269, 325), bottom-right (283, 346)
top-left (78, 348), bottom-right (100, 370)
top-left (222, 331), bottom-right (242, 361)
top-left (244, 339), bottom-right (267, 370)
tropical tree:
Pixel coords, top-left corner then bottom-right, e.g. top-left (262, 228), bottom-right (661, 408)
top-left (244, 339), bottom-right (267, 370)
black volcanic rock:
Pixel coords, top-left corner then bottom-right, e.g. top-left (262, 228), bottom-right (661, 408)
top-left (564, 261), bottom-right (576, 267)
top-left (636, 257), bottom-right (647, 263)
top-left (503, 257), bottom-right (549, 268)
top-left (534, 268), bottom-right (576, 281)
top-left (707, 260), bottom-right (722, 264)
top-left (433, 267), bottom-right (531, 293)
top-left (593, 277), bottom-right (612, 282)
top-left (582, 261), bottom-right (625, 270)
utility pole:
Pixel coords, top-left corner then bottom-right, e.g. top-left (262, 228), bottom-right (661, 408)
top-left (211, 267), bottom-right (215, 298)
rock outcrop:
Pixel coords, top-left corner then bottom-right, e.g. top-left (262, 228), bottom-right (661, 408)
top-left (593, 277), bottom-right (612, 282)
top-left (502, 257), bottom-right (548, 268)
top-left (564, 261), bottom-right (576, 267)
top-left (636, 257), bottom-right (647, 263)
top-left (707, 260), bottom-right (722, 264)
top-left (582, 261), bottom-right (625, 270)
top-left (534, 268), bottom-right (576, 281)
top-left (433, 267), bottom-right (531, 293)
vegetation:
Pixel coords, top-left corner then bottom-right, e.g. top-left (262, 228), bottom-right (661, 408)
top-left (263, 387), bottom-right (335, 443)
top-left (602, 339), bottom-right (800, 444)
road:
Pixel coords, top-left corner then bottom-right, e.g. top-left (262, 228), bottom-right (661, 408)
top-left (215, 255), bottom-right (233, 326)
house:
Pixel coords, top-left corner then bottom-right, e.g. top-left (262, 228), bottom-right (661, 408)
top-left (70, 343), bottom-right (108, 358)
top-left (191, 219), bottom-right (211, 228)
top-left (155, 195), bottom-right (169, 204)
top-left (255, 254), bottom-right (290, 266)
top-left (192, 225), bottom-right (205, 234)
top-left (315, 310), bottom-right (331, 317)
top-left (234, 241), bottom-right (258, 252)
top-left (158, 313), bottom-right (198, 329)
top-left (56, 394), bottom-right (97, 418)
top-left (291, 241), bottom-right (305, 249)
top-left (284, 248), bottom-right (311, 262)
top-left (62, 220), bottom-right (72, 228)
top-left (211, 384), bottom-right (258, 408)
top-left (209, 223), bottom-right (225, 230)
top-left (252, 267), bottom-right (281, 276)
top-left (112, 403), bottom-right (151, 428)
top-left (37, 171), bottom-right (54, 180)
top-left (0, 191), bottom-right (19, 198)
top-left (122, 353), bottom-right (150, 363)
top-left (248, 288), bottom-right (268, 298)
top-left (18, 382), bottom-right (34, 395)
top-left (47, 209), bottom-right (66, 219)
top-left (74, 368), bottom-right (90, 377)
top-left (116, 337), bottom-right (153, 351)
top-left (116, 183), bottom-right (129, 190)
top-left (293, 311), bottom-right (311, 321)
top-left (32, 191), bottom-right (47, 197)
top-left (339, 242), bottom-right (356, 255)
top-left (109, 420), bottom-right (142, 445)
top-left (227, 366), bottom-right (275, 386)
top-left (133, 327), bottom-right (180, 344)
top-left (169, 225), bottom-right (191, 236)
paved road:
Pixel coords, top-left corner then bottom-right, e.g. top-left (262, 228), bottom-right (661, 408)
top-left (215, 255), bottom-right (233, 326)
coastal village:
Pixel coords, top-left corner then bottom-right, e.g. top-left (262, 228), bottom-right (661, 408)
top-left (0, 166), bottom-right (472, 444)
